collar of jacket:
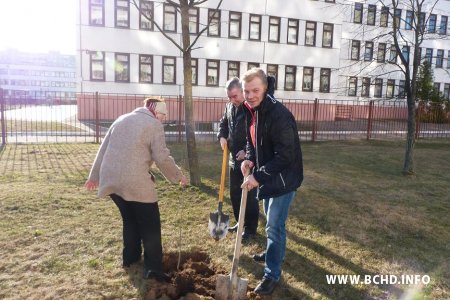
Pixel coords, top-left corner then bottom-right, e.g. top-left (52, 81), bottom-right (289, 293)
top-left (134, 106), bottom-right (157, 118)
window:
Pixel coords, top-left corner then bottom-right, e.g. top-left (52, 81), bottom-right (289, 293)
top-left (348, 77), bottom-right (357, 96)
top-left (139, 1), bottom-right (153, 30)
top-left (354, 3), bottom-right (363, 24)
top-left (440, 16), bottom-right (448, 35)
top-left (362, 77), bottom-right (370, 97)
top-left (389, 45), bottom-right (397, 63)
top-left (115, 53), bottom-right (129, 82)
top-left (444, 83), bottom-right (450, 99)
top-left (268, 17), bottom-right (281, 42)
top-left (248, 62), bottom-right (260, 70)
top-left (320, 69), bottom-right (331, 93)
top-left (425, 48), bottom-right (433, 64)
top-left (139, 54), bottom-right (153, 83)
top-left (229, 12), bottom-right (242, 38)
top-left (189, 8), bottom-right (199, 34)
top-left (228, 61), bottom-right (240, 79)
top-left (448, 50), bottom-right (450, 68)
top-left (249, 14), bottom-right (262, 41)
top-left (418, 12), bottom-right (426, 32)
top-left (386, 79), bottom-right (395, 98)
top-left (90, 51), bottom-right (105, 81)
top-left (367, 5), bottom-right (376, 25)
top-left (436, 49), bottom-right (444, 68)
top-left (287, 19), bottom-right (299, 44)
top-left (285, 66), bottom-right (296, 91)
top-left (374, 79), bottom-right (383, 97)
top-left (89, 0), bottom-right (104, 26)
top-left (433, 82), bottom-right (440, 92)
top-left (322, 23), bottom-right (333, 48)
top-left (191, 58), bottom-right (198, 85)
top-left (302, 67), bottom-right (313, 92)
top-left (267, 65), bottom-right (278, 89)
top-left (163, 4), bottom-right (177, 32)
top-left (380, 7), bottom-right (389, 27)
top-left (394, 9), bottom-right (402, 29)
top-left (206, 60), bottom-right (220, 86)
top-left (377, 43), bottom-right (386, 62)
top-left (429, 14), bottom-right (437, 33)
top-left (402, 46), bottom-right (410, 64)
top-left (365, 42), bottom-right (374, 61)
top-left (398, 80), bottom-right (406, 98)
top-left (351, 40), bottom-right (360, 60)
top-left (162, 56), bottom-right (176, 84)
top-left (405, 11), bottom-right (413, 30)
top-left (305, 21), bottom-right (316, 46)
top-left (208, 9), bottom-right (221, 36)
top-left (115, 0), bottom-right (129, 28)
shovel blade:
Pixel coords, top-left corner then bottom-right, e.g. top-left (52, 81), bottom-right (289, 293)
top-left (216, 274), bottom-right (248, 300)
top-left (208, 211), bottom-right (230, 241)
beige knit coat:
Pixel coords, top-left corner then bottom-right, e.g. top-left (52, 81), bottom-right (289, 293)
top-left (88, 107), bottom-right (183, 203)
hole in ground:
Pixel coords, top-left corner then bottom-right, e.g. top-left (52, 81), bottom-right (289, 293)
top-left (145, 250), bottom-right (262, 300)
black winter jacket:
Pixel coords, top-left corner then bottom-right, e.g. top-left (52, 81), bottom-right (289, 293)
top-left (244, 94), bottom-right (303, 200)
top-left (217, 102), bottom-right (247, 168)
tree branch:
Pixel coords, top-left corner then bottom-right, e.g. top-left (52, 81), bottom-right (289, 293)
top-left (186, 0), bottom-right (224, 52)
top-left (130, 0), bottom-right (184, 52)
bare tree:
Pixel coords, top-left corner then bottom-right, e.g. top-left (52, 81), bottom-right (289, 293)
top-left (341, 0), bottom-right (447, 175)
top-left (131, 0), bottom-right (223, 185)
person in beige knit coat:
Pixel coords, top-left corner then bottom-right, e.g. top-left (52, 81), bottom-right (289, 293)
top-left (85, 97), bottom-right (187, 282)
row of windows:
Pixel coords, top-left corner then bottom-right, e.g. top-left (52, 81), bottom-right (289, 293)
top-left (353, 2), bottom-right (448, 35)
top-left (0, 69), bottom-right (76, 78)
top-left (89, 1), bottom-right (335, 47)
top-left (0, 54), bottom-right (75, 68)
top-left (2, 90), bottom-right (76, 98)
top-left (347, 77), bottom-right (450, 99)
top-left (89, 52), bottom-right (332, 92)
top-left (1, 79), bottom-right (76, 88)
top-left (349, 41), bottom-right (450, 68)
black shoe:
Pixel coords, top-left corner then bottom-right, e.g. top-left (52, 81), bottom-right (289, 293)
top-left (228, 223), bottom-right (239, 232)
top-left (254, 277), bottom-right (277, 295)
top-left (241, 232), bottom-right (254, 243)
top-left (144, 270), bottom-right (171, 282)
top-left (252, 252), bottom-right (266, 263)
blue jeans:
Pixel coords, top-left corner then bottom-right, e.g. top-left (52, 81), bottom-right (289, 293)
top-left (263, 191), bottom-right (295, 281)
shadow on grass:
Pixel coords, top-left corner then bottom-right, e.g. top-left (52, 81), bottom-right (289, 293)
top-left (286, 233), bottom-right (403, 299)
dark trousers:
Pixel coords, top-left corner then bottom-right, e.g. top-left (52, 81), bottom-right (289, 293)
top-left (229, 164), bottom-right (259, 234)
top-left (110, 194), bottom-right (163, 272)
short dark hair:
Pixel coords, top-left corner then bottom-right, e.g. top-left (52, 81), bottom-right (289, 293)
top-left (225, 77), bottom-right (242, 91)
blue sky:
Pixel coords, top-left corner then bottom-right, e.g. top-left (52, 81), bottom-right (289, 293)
top-left (0, 0), bottom-right (77, 54)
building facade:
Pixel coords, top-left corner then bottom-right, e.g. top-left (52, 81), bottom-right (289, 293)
top-left (0, 49), bottom-right (76, 103)
top-left (76, 0), bottom-right (450, 100)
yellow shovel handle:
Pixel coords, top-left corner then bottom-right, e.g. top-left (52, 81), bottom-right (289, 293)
top-left (218, 143), bottom-right (228, 203)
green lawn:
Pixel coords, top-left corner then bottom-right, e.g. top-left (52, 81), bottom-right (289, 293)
top-left (0, 140), bottom-right (448, 299)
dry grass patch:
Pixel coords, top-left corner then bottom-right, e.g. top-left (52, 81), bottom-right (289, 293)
top-left (0, 140), bottom-right (449, 299)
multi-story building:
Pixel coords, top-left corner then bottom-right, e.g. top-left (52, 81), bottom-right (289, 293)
top-left (76, 0), bottom-right (450, 100)
top-left (0, 49), bottom-right (77, 103)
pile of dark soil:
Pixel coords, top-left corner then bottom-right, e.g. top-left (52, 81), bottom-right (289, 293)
top-left (145, 250), bottom-right (263, 300)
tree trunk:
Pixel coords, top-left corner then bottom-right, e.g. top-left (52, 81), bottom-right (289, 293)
top-left (403, 95), bottom-right (416, 175)
top-left (180, 1), bottom-right (200, 185)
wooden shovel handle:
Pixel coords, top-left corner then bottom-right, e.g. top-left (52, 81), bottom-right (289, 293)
top-left (218, 143), bottom-right (228, 204)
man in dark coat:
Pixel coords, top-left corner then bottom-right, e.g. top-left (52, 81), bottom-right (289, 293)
top-left (217, 77), bottom-right (259, 241)
top-left (241, 68), bottom-right (303, 295)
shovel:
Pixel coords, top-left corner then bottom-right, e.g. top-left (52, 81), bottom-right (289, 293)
top-left (215, 187), bottom-right (249, 300)
top-left (208, 143), bottom-right (230, 241)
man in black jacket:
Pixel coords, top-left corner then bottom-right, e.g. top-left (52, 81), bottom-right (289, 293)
top-left (217, 77), bottom-right (259, 241)
top-left (241, 68), bottom-right (303, 295)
